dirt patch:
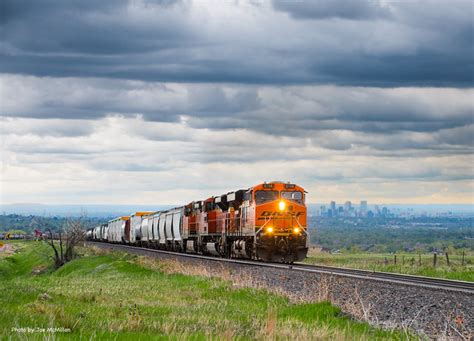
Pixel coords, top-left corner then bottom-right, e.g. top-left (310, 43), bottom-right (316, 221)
top-left (31, 265), bottom-right (49, 275)
top-left (0, 243), bottom-right (17, 257)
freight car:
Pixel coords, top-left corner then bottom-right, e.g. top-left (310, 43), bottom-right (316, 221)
top-left (89, 182), bottom-right (309, 262)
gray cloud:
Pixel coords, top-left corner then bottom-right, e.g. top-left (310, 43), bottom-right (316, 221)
top-left (187, 87), bottom-right (261, 116)
top-left (1, 1), bottom-right (473, 205)
top-left (2, 114), bottom-right (473, 204)
top-left (187, 86), bottom-right (474, 137)
top-left (272, 0), bottom-right (390, 20)
top-left (1, 0), bottom-right (472, 87)
top-left (2, 75), bottom-right (473, 141)
top-left (0, 117), bottom-right (95, 137)
top-left (2, 0), bottom-right (190, 55)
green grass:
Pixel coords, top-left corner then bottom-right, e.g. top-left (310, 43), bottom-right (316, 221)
top-left (0, 241), bottom-right (415, 340)
top-left (304, 250), bottom-right (474, 282)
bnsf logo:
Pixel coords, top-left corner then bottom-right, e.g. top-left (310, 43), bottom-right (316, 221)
top-left (258, 211), bottom-right (304, 218)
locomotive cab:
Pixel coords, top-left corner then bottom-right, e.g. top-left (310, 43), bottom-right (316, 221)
top-left (252, 182), bottom-right (309, 262)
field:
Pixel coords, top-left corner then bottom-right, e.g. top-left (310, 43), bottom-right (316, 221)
top-left (0, 241), bottom-right (415, 340)
top-left (304, 249), bottom-right (474, 282)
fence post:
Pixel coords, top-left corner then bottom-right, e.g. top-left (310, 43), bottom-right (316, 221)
top-left (418, 253), bottom-right (421, 267)
top-left (433, 253), bottom-right (437, 267)
top-left (445, 252), bottom-right (450, 266)
top-left (394, 255), bottom-right (397, 265)
top-left (402, 255), bottom-right (405, 266)
top-left (462, 251), bottom-right (465, 266)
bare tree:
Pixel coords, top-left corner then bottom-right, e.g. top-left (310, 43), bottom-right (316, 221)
top-left (46, 218), bottom-right (86, 269)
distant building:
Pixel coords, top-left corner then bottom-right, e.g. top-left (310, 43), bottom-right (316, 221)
top-left (344, 201), bottom-right (352, 216)
top-left (330, 201), bottom-right (336, 217)
top-left (360, 200), bottom-right (368, 217)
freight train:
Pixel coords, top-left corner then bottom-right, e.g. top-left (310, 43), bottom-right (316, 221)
top-left (88, 182), bottom-right (309, 262)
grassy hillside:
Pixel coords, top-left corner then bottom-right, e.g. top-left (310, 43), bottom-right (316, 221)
top-left (0, 241), bottom-right (413, 340)
top-left (304, 250), bottom-right (474, 282)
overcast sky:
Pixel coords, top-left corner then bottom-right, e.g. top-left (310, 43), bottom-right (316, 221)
top-left (1, 0), bottom-right (473, 205)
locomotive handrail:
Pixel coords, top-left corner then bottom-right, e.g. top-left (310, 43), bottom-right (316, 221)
top-left (294, 217), bottom-right (309, 237)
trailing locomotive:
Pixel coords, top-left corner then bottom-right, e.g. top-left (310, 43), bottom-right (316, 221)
top-left (89, 182), bottom-right (309, 262)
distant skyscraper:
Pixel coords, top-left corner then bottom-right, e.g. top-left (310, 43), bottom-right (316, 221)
top-left (330, 201), bottom-right (336, 217)
top-left (374, 205), bottom-right (380, 216)
top-left (360, 200), bottom-right (368, 217)
top-left (344, 201), bottom-right (352, 216)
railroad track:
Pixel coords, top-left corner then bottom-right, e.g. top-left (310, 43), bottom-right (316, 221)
top-left (87, 241), bottom-right (474, 294)
top-left (291, 263), bottom-right (474, 293)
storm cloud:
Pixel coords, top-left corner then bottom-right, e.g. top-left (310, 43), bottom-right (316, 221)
top-left (2, 75), bottom-right (472, 136)
top-left (0, 0), bottom-right (473, 205)
top-left (272, 0), bottom-right (390, 20)
top-left (1, 0), bottom-right (473, 86)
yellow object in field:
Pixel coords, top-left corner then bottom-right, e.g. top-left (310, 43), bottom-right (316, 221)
top-left (0, 241), bottom-right (4, 248)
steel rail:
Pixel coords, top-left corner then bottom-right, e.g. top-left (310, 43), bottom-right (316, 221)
top-left (87, 241), bottom-right (474, 294)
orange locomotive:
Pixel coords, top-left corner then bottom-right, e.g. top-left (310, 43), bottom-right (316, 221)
top-left (183, 181), bottom-right (309, 262)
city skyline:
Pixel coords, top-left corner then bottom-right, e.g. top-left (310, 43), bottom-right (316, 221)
top-left (1, 0), bottom-right (473, 205)
top-left (320, 199), bottom-right (386, 218)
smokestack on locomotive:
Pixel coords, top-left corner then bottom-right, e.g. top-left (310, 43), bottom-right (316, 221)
top-left (88, 181), bottom-right (309, 263)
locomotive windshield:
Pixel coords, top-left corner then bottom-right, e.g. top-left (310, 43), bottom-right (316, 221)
top-left (255, 190), bottom-right (279, 204)
top-left (281, 191), bottom-right (304, 204)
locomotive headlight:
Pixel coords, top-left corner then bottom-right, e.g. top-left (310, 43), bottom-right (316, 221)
top-left (293, 227), bottom-right (300, 234)
top-left (266, 226), bottom-right (273, 234)
top-left (278, 201), bottom-right (286, 211)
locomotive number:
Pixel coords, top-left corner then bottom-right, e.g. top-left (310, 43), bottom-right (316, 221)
top-left (258, 211), bottom-right (303, 219)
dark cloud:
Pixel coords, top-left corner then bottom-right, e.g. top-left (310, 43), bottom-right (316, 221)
top-left (187, 86), bottom-right (261, 116)
top-left (272, 0), bottom-right (390, 20)
top-left (1, 0), bottom-right (472, 87)
top-left (315, 52), bottom-right (473, 88)
top-left (2, 0), bottom-right (192, 55)
top-left (188, 86), bottom-right (474, 137)
top-left (435, 125), bottom-right (474, 147)
top-left (2, 75), bottom-right (473, 142)
top-left (1, 1), bottom-right (472, 204)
